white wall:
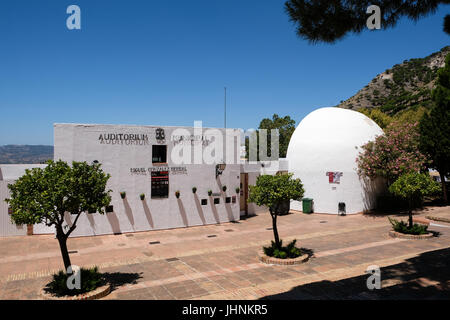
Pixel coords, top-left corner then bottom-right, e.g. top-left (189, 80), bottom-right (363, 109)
top-left (0, 181), bottom-right (28, 237)
top-left (287, 107), bottom-right (386, 214)
top-left (0, 165), bottom-right (53, 237)
top-left (49, 123), bottom-right (241, 237)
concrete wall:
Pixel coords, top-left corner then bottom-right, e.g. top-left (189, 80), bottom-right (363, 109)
top-left (0, 164), bottom-right (53, 237)
top-left (0, 180), bottom-right (28, 237)
top-left (50, 123), bottom-right (241, 237)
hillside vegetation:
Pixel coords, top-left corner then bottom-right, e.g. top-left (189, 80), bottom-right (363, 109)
top-left (337, 46), bottom-right (450, 117)
top-left (0, 145), bottom-right (54, 164)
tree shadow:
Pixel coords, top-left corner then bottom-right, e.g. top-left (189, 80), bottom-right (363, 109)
top-left (259, 247), bottom-right (450, 300)
top-left (102, 271), bottom-right (143, 292)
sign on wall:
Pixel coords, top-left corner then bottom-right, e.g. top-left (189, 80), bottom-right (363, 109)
top-left (326, 172), bottom-right (343, 184)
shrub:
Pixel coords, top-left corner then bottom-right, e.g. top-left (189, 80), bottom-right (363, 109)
top-left (263, 239), bottom-right (303, 259)
top-left (222, 185), bottom-right (227, 192)
top-left (140, 193), bottom-right (145, 200)
top-left (175, 191), bottom-right (180, 198)
top-left (192, 187), bottom-right (197, 194)
top-left (120, 192), bottom-right (126, 199)
top-left (208, 190), bottom-right (212, 196)
top-left (235, 187), bottom-right (240, 194)
top-left (388, 217), bottom-right (429, 235)
top-left (45, 266), bottom-right (105, 297)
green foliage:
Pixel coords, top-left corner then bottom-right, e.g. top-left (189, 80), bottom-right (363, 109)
top-left (358, 108), bottom-right (393, 129)
top-left (388, 217), bottom-right (429, 235)
top-left (207, 189), bottom-right (212, 196)
top-left (175, 190), bottom-right (180, 198)
top-left (222, 185), bottom-right (227, 192)
top-left (285, 1), bottom-right (450, 44)
top-left (140, 193), bottom-right (145, 200)
top-left (192, 187), bottom-right (197, 194)
top-left (357, 121), bottom-right (427, 184)
top-left (235, 187), bottom-right (240, 194)
top-left (120, 191), bottom-right (126, 199)
top-left (263, 239), bottom-right (302, 259)
top-left (5, 160), bottom-right (112, 271)
top-left (45, 266), bottom-right (105, 297)
top-left (389, 172), bottom-right (441, 203)
top-left (248, 173), bottom-right (304, 215)
top-left (419, 53), bottom-right (450, 201)
top-left (6, 160), bottom-right (111, 228)
top-left (245, 114), bottom-right (296, 160)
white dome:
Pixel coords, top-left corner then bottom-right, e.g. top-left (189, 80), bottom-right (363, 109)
top-left (287, 107), bottom-right (385, 214)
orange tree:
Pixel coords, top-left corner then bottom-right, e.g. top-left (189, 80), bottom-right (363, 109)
top-left (248, 173), bottom-right (304, 248)
top-left (6, 160), bottom-right (111, 272)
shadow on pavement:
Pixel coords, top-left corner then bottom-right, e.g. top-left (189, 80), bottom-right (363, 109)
top-left (103, 272), bottom-right (143, 292)
top-left (259, 247), bottom-right (450, 300)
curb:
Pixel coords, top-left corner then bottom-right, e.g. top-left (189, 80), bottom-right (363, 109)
top-left (40, 283), bottom-right (111, 300)
top-left (388, 230), bottom-right (434, 240)
top-left (426, 215), bottom-right (450, 224)
top-left (258, 251), bottom-right (309, 265)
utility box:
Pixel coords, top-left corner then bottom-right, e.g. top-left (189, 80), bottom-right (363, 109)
top-left (338, 202), bottom-right (346, 215)
top-left (302, 198), bottom-right (314, 214)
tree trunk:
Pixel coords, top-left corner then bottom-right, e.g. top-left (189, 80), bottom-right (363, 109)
top-left (439, 172), bottom-right (448, 204)
top-left (271, 214), bottom-right (281, 249)
top-left (56, 230), bottom-right (72, 272)
top-left (408, 198), bottom-right (413, 229)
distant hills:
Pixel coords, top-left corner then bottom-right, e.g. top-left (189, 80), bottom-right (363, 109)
top-left (0, 145), bottom-right (54, 164)
top-left (337, 46), bottom-right (450, 115)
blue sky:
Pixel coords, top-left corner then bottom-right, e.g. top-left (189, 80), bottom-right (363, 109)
top-left (0, 0), bottom-right (449, 145)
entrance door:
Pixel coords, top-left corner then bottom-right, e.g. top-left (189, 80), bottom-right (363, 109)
top-left (240, 173), bottom-right (248, 216)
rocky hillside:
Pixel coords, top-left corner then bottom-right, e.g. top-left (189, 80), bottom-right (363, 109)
top-left (336, 46), bottom-right (450, 115)
top-left (0, 145), bottom-right (53, 164)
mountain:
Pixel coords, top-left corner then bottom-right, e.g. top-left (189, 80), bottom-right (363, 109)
top-left (336, 46), bottom-right (450, 115)
top-left (0, 145), bottom-right (54, 164)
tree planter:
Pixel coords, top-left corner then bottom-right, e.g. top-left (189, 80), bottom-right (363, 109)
top-left (41, 283), bottom-right (111, 300)
top-left (277, 200), bottom-right (290, 215)
top-left (258, 251), bottom-right (309, 265)
top-left (388, 230), bottom-right (434, 240)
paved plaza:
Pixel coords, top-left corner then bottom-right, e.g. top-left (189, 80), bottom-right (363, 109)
top-left (0, 206), bottom-right (449, 300)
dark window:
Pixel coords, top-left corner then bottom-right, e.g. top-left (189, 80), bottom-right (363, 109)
top-left (232, 196), bottom-right (236, 204)
top-left (152, 145), bottom-right (167, 163)
top-left (106, 205), bottom-right (114, 213)
top-left (201, 199), bottom-right (207, 205)
top-left (152, 171), bottom-right (169, 198)
top-left (225, 197), bottom-right (231, 203)
top-left (214, 198), bottom-right (220, 205)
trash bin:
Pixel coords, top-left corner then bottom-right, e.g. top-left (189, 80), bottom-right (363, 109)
top-left (302, 198), bottom-right (313, 214)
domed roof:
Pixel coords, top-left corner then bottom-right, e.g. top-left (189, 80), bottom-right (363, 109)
top-left (287, 107), bottom-right (383, 172)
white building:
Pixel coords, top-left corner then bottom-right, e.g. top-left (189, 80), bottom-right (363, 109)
top-left (287, 107), bottom-right (385, 214)
top-left (0, 109), bottom-right (388, 237)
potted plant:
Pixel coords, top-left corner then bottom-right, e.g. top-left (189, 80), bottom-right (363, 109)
top-left (175, 190), bottom-right (181, 198)
top-left (208, 190), bottom-right (213, 196)
top-left (140, 193), bottom-right (145, 201)
top-left (120, 191), bottom-right (126, 199)
top-left (222, 185), bottom-right (227, 192)
top-left (192, 187), bottom-right (197, 194)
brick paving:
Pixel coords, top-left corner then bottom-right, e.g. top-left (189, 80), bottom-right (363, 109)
top-left (0, 205), bottom-right (449, 300)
